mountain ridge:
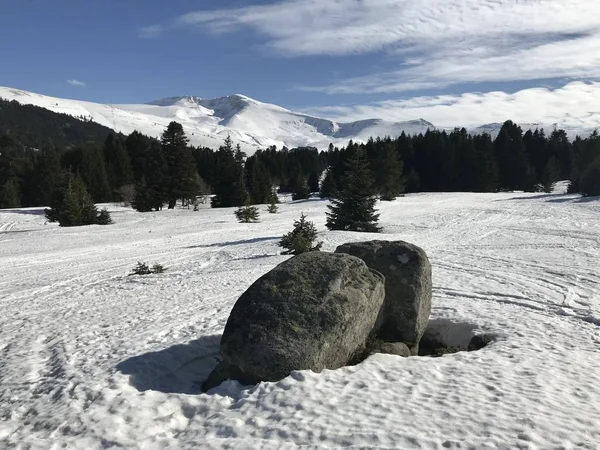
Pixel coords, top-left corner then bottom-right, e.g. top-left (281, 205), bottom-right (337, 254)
top-left (0, 86), bottom-right (582, 154)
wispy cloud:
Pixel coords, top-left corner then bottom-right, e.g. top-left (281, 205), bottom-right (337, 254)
top-left (66, 79), bottom-right (86, 87)
top-left (142, 0), bottom-right (600, 93)
top-left (138, 24), bottom-right (165, 39)
top-left (302, 81), bottom-right (600, 136)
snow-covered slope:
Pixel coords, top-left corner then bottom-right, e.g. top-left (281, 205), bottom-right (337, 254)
top-left (0, 86), bottom-right (592, 153)
top-left (0, 87), bottom-right (436, 153)
top-left (1, 190), bottom-right (599, 449)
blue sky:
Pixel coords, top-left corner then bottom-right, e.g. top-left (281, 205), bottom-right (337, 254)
top-left (1, 0), bottom-right (599, 127)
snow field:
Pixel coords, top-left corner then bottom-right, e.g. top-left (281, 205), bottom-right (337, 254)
top-left (0, 191), bottom-right (599, 449)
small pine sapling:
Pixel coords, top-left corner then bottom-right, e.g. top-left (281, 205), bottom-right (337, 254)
top-left (279, 213), bottom-right (323, 255)
top-left (151, 263), bottom-right (166, 274)
top-left (96, 208), bottom-right (113, 225)
top-left (130, 261), bottom-right (167, 275)
top-left (130, 261), bottom-right (152, 275)
top-left (267, 196), bottom-right (279, 214)
top-left (266, 190), bottom-right (279, 213)
top-left (235, 198), bottom-right (260, 223)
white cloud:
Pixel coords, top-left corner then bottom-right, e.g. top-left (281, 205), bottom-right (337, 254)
top-left (144, 0), bottom-right (600, 93)
top-left (138, 24), bottom-right (165, 39)
top-left (302, 81), bottom-right (600, 136)
top-left (67, 79), bottom-right (86, 87)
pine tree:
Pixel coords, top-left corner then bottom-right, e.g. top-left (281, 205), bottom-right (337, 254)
top-left (161, 122), bottom-right (200, 209)
top-left (326, 147), bottom-right (380, 232)
top-left (96, 208), bottom-right (113, 225)
top-left (132, 140), bottom-right (169, 213)
top-left (212, 136), bottom-right (248, 208)
top-left (279, 213), bottom-right (323, 255)
top-left (307, 171), bottom-right (320, 193)
top-left (379, 143), bottom-right (405, 201)
top-left (547, 129), bottom-right (573, 180)
top-left (494, 121), bottom-right (536, 191)
top-left (404, 168), bottom-right (421, 193)
top-left (291, 173), bottom-right (310, 201)
top-left (145, 141), bottom-right (168, 210)
top-left (125, 131), bottom-right (152, 182)
top-left (0, 178), bottom-right (21, 208)
top-left (319, 167), bottom-right (337, 198)
top-left (81, 146), bottom-right (112, 203)
top-left (61, 146), bottom-right (112, 203)
top-left (45, 175), bottom-right (110, 226)
top-left (247, 158), bottom-right (272, 204)
top-left (471, 134), bottom-right (499, 192)
top-left (569, 132), bottom-right (600, 194)
top-left (103, 133), bottom-right (133, 196)
top-left (538, 155), bottom-right (559, 193)
top-left (232, 144), bottom-right (248, 205)
top-left (132, 177), bottom-right (153, 212)
top-left (31, 145), bottom-right (62, 206)
top-left (267, 189), bottom-right (279, 213)
top-left (579, 155), bottom-right (600, 197)
top-left (234, 198), bottom-right (260, 223)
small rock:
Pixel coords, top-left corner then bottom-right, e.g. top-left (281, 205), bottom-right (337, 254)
top-left (468, 334), bottom-right (494, 351)
top-left (371, 342), bottom-right (411, 357)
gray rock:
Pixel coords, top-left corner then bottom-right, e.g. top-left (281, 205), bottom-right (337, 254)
top-left (468, 334), bottom-right (494, 351)
top-left (204, 252), bottom-right (385, 390)
top-left (335, 240), bottom-right (432, 354)
top-left (203, 361), bottom-right (260, 391)
top-left (371, 342), bottom-right (411, 357)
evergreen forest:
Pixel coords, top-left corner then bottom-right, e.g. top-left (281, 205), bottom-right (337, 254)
top-left (2, 97), bottom-right (600, 211)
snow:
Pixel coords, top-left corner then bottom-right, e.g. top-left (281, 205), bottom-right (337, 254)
top-left (1, 190), bottom-right (600, 449)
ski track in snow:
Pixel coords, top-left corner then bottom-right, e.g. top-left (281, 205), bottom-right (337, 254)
top-left (0, 222), bottom-right (16, 233)
top-left (1, 192), bottom-right (599, 449)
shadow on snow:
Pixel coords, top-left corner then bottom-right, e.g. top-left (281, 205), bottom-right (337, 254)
top-left (0, 208), bottom-right (46, 215)
top-left (185, 236), bottom-right (280, 249)
top-left (116, 335), bottom-right (222, 395)
top-left (499, 193), bottom-right (599, 203)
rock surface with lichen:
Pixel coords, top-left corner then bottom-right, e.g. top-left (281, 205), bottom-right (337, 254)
top-left (335, 240), bottom-right (432, 354)
top-left (203, 251), bottom-right (385, 390)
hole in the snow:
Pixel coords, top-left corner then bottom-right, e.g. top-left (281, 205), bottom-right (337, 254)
top-left (349, 319), bottom-right (495, 365)
top-left (417, 319), bottom-right (495, 357)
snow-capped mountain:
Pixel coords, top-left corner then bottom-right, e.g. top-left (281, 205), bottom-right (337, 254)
top-left (0, 87), bottom-right (586, 153)
top-left (0, 87), bottom-right (435, 153)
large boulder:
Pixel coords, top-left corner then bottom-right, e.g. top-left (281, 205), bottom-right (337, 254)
top-left (204, 252), bottom-right (385, 390)
top-left (335, 241), bottom-right (432, 354)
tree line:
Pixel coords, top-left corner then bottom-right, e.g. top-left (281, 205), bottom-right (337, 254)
top-left (1, 97), bottom-right (600, 213)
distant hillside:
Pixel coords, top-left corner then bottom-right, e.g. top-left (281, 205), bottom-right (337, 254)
top-left (0, 97), bottom-right (115, 149)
